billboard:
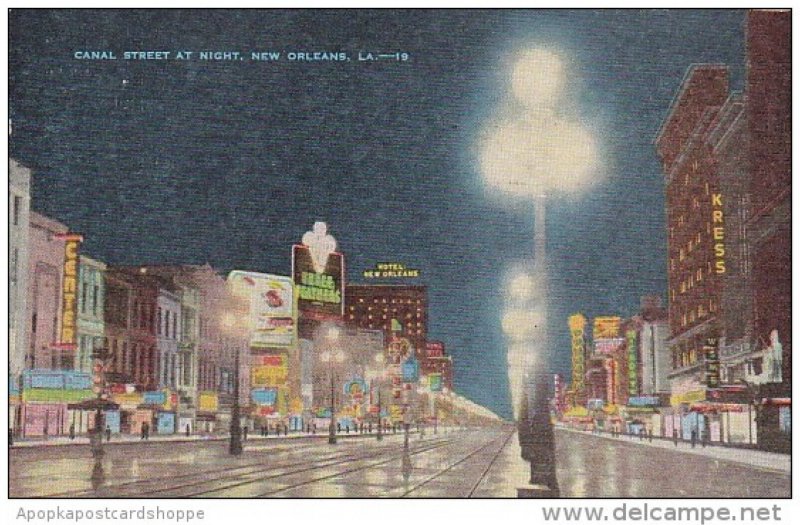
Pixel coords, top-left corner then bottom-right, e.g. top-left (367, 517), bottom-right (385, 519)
top-left (426, 341), bottom-right (445, 358)
top-left (229, 271), bottom-right (296, 348)
top-left (251, 354), bottom-right (289, 387)
top-left (23, 370), bottom-right (92, 390)
top-left (593, 316), bottom-right (621, 340)
top-left (198, 392), bottom-right (218, 412)
top-left (251, 388), bottom-right (278, 406)
top-left (594, 338), bottom-right (624, 355)
top-left (292, 244), bottom-right (344, 320)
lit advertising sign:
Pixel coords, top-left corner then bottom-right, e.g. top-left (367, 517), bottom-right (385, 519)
top-left (626, 329), bottom-right (638, 396)
top-left (711, 193), bottom-right (726, 274)
top-left (429, 373), bottom-right (443, 392)
top-left (251, 388), bottom-right (278, 406)
top-left (569, 314), bottom-right (586, 392)
top-left (344, 378), bottom-right (367, 400)
top-left (23, 370), bottom-right (92, 390)
top-left (402, 356), bottom-right (420, 383)
top-left (229, 271), bottom-right (296, 348)
top-left (593, 316), bottom-right (621, 340)
top-left (292, 244), bottom-right (344, 320)
top-left (363, 262), bottom-right (420, 278)
top-left (627, 396), bottom-right (659, 407)
top-left (594, 338), bottom-right (624, 355)
top-left (56, 233), bottom-right (83, 349)
top-left (143, 391), bottom-right (167, 406)
top-left (704, 337), bottom-right (721, 388)
top-left (251, 354), bottom-right (288, 387)
top-left (426, 341), bottom-right (444, 358)
top-left (198, 392), bottom-right (218, 412)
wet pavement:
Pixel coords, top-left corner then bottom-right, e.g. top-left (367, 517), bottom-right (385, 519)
top-left (555, 429), bottom-right (790, 498)
top-left (9, 425), bottom-right (790, 498)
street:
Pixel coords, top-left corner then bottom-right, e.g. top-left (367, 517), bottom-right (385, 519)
top-left (10, 426), bottom-right (789, 498)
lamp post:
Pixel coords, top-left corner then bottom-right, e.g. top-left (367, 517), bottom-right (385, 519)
top-left (321, 326), bottom-right (344, 445)
top-left (221, 310), bottom-right (247, 457)
top-left (229, 340), bottom-right (243, 456)
top-left (366, 352), bottom-right (385, 441)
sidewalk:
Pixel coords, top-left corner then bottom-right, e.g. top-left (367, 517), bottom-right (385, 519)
top-left (557, 426), bottom-right (790, 473)
top-left (9, 428), bottom-right (413, 449)
top-left (9, 424), bottom-right (442, 449)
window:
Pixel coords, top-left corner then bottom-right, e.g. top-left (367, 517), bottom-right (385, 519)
top-left (157, 308), bottom-right (163, 335)
top-left (11, 248), bottom-right (18, 284)
top-left (13, 196), bottom-right (21, 225)
top-left (165, 311), bottom-right (170, 338)
top-left (81, 281), bottom-right (88, 313)
top-left (92, 285), bottom-right (99, 316)
top-left (173, 312), bottom-right (177, 339)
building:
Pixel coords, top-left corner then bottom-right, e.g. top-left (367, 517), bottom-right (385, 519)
top-left (156, 284), bottom-right (182, 391)
top-left (26, 212), bottom-right (69, 371)
top-left (636, 297), bottom-right (671, 397)
top-left (9, 159), bottom-right (31, 385)
top-left (655, 64), bottom-right (752, 413)
top-left (743, 9), bottom-right (791, 451)
top-left (75, 255), bottom-right (106, 373)
top-left (344, 284), bottom-right (429, 358)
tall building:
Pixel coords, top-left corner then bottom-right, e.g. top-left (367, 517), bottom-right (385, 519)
top-left (743, 9), bottom-right (791, 452)
top-left (9, 159), bottom-right (31, 383)
top-left (344, 284), bottom-right (428, 357)
top-left (655, 65), bottom-right (751, 405)
top-left (745, 10), bottom-right (791, 385)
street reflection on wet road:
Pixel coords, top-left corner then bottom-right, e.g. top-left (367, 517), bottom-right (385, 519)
top-left (9, 426), bottom-right (789, 498)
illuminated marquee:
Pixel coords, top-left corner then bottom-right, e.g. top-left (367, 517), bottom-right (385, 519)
top-left (711, 193), bottom-right (726, 274)
top-left (593, 316), bottom-right (621, 340)
top-left (626, 329), bottom-right (638, 396)
top-left (56, 233), bottom-right (83, 349)
top-left (568, 314), bottom-right (586, 392)
top-left (363, 262), bottom-right (420, 279)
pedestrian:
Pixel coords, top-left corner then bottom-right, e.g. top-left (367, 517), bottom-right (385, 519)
top-left (242, 425), bottom-right (248, 441)
top-left (185, 423), bottom-right (191, 437)
top-left (346, 424), bottom-right (350, 434)
top-left (69, 423), bottom-right (76, 440)
top-left (141, 423), bottom-right (147, 440)
top-left (368, 422), bottom-right (373, 433)
top-left (312, 424), bottom-right (317, 435)
top-left (337, 422), bottom-right (341, 433)
top-left (691, 429), bottom-right (697, 448)
top-left (143, 422), bottom-right (150, 441)
top-left (284, 423), bottom-right (288, 436)
top-left (673, 428), bottom-right (678, 447)
top-left (648, 428), bottom-right (653, 443)
top-left (105, 425), bottom-right (111, 442)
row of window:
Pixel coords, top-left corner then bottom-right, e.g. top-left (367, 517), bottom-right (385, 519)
top-left (676, 299), bottom-right (718, 329)
top-left (356, 297), bottom-right (424, 305)
top-left (156, 307), bottom-right (179, 339)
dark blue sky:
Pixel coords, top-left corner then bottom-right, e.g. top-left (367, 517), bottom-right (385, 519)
top-left (9, 9), bottom-right (746, 419)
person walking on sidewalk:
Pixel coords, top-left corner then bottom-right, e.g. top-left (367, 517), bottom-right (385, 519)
top-left (185, 424), bottom-right (191, 437)
top-left (105, 425), bottom-right (111, 442)
top-left (673, 428), bottom-right (678, 447)
top-left (69, 423), bottom-right (76, 440)
top-left (242, 425), bottom-right (248, 441)
top-left (691, 429), bottom-right (697, 448)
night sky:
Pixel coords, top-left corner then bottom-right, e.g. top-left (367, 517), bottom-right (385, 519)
top-left (9, 9), bottom-right (746, 419)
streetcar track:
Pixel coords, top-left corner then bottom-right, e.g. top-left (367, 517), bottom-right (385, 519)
top-left (466, 429), bottom-right (517, 497)
top-left (47, 438), bottom-right (393, 498)
top-left (249, 440), bottom-right (452, 498)
top-left (195, 439), bottom-right (453, 498)
top-left (401, 429), bottom-right (513, 497)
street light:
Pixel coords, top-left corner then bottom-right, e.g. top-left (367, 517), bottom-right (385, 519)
top-left (366, 352), bottom-right (386, 441)
top-left (221, 311), bottom-right (246, 456)
top-left (321, 326), bottom-right (344, 445)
